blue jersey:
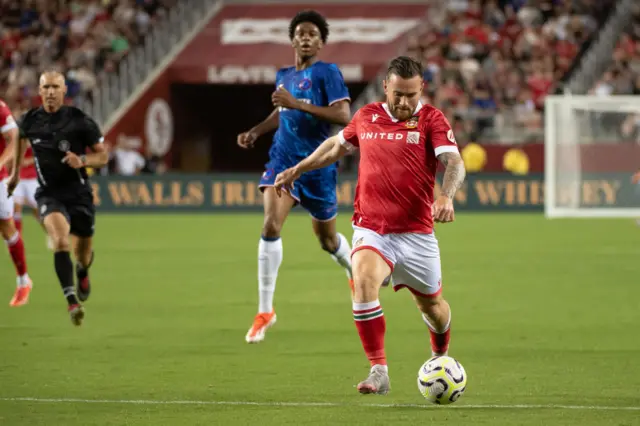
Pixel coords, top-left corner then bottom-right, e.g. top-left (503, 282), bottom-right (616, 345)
top-left (269, 61), bottom-right (350, 167)
top-left (259, 61), bottom-right (350, 221)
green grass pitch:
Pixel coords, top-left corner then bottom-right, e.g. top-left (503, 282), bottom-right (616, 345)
top-left (1, 213), bottom-right (639, 425)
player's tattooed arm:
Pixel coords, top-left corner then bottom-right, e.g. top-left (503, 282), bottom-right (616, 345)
top-left (438, 152), bottom-right (466, 199)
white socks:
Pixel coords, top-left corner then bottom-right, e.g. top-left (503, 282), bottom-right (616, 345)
top-left (257, 232), bottom-right (351, 314)
top-left (258, 237), bottom-right (283, 313)
top-left (330, 232), bottom-right (353, 279)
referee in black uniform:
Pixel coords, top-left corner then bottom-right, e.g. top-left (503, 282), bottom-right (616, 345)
top-left (7, 71), bottom-right (108, 326)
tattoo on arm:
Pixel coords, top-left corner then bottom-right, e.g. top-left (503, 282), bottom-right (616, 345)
top-left (438, 152), bottom-right (466, 199)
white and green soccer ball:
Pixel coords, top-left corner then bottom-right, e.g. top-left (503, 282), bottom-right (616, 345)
top-left (417, 356), bottom-right (467, 405)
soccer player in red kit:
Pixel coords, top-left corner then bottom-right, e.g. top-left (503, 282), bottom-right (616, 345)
top-left (274, 56), bottom-right (466, 395)
top-left (0, 99), bottom-right (32, 306)
top-left (12, 146), bottom-right (50, 248)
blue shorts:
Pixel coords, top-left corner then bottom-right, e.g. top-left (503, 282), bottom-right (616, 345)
top-left (259, 163), bottom-right (338, 221)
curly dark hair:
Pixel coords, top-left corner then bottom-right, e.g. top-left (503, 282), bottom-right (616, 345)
top-left (289, 10), bottom-right (329, 44)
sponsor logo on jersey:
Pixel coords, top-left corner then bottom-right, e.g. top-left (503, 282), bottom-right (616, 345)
top-left (359, 131), bottom-right (418, 142)
top-left (279, 98), bottom-right (311, 112)
top-left (406, 131), bottom-right (420, 144)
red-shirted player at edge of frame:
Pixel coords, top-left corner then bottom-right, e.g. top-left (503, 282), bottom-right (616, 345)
top-left (0, 99), bottom-right (32, 306)
top-left (274, 56), bottom-right (466, 395)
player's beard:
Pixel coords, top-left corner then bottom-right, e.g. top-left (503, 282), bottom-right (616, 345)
top-left (390, 104), bottom-right (413, 121)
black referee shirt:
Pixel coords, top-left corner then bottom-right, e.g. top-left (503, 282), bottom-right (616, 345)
top-left (18, 106), bottom-right (103, 190)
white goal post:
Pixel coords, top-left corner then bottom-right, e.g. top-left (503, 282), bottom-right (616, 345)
top-left (544, 95), bottom-right (640, 218)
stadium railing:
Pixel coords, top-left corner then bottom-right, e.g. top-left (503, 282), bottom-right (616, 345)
top-left (564, 0), bottom-right (636, 94)
top-left (76, 0), bottom-right (222, 129)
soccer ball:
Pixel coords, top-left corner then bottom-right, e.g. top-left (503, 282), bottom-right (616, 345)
top-left (417, 356), bottom-right (467, 405)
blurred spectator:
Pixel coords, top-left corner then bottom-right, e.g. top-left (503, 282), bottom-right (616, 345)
top-left (403, 0), bottom-right (615, 144)
top-left (591, 3), bottom-right (640, 96)
top-left (0, 0), bottom-right (172, 115)
top-left (588, 3), bottom-right (640, 143)
top-left (113, 134), bottom-right (145, 175)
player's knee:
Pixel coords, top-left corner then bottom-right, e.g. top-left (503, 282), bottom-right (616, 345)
top-left (352, 265), bottom-right (384, 301)
top-left (0, 219), bottom-right (16, 239)
top-left (51, 235), bottom-right (70, 252)
top-left (262, 216), bottom-right (283, 238)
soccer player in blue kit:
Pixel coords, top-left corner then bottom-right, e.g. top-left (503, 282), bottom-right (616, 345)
top-left (237, 10), bottom-right (354, 343)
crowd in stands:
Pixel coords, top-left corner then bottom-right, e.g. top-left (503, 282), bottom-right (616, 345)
top-left (591, 2), bottom-right (640, 97)
top-left (0, 0), bottom-right (173, 121)
top-left (398, 0), bottom-right (617, 144)
top-left (1, 0), bottom-right (635, 173)
top-left (585, 2), bottom-right (640, 143)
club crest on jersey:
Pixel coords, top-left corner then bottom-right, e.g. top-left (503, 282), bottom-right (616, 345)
top-left (298, 78), bottom-right (312, 91)
top-left (405, 116), bottom-right (419, 128)
top-left (447, 129), bottom-right (457, 144)
top-left (58, 140), bottom-right (70, 152)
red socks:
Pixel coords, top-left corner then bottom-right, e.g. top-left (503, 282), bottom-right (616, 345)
top-left (423, 313), bottom-right (451, 356)
top-left (353, 300), bottom-right (386, 366)
top-left (430, 328), bottom-right (451, 355)
top-left (5, 231), bottom-right (28, 276)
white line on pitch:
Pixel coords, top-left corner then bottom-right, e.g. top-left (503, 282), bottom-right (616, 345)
top-left (1, 397), bottom-right (639, 411)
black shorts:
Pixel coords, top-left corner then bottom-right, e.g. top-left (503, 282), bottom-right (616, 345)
top-left (36, 187), bottom-right (96, 238)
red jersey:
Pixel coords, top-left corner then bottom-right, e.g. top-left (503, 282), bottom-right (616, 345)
top-left (338, 102), bottom-right (459, 235)
top-left (20, 147), bottom-right (38, 180)
top-left (0, 100), bottom-right (18, 180)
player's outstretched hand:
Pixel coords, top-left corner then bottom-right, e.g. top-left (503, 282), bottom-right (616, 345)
top-left (6, 173), bottom-right (19, 197)
top-left (432, 195), bottom-right (455, 223)
top-left (62, 151), bottom-right (84, 169)
top-left (237, 131), bottom-right (258, 149)
top-left (632, 171), bottom-right (640, 184)
top-left (274, 167), bottom-right (300, 197)
top-left (272, 85), bottom-right (299, 110)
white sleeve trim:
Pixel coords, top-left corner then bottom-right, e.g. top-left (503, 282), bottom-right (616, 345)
top-left (1, 121), bottom-right (17, 133)
top-left (434, 145), bottom-right (459, 156)
top-left (338, 130), bottom-right (357, 151)
top-left (329, 96), bottom-right (351, 106)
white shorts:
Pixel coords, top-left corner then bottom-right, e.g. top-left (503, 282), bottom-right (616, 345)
top-left (13, 179), bottom-right (39, 208)
top-left (351, 225), bottom-right (442, 298)
top-left (0, 179), bottom-right (15, 220)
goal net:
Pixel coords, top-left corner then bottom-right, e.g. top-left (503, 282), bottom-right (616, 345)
top-left (544, 95), bottom-right (640, 218)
